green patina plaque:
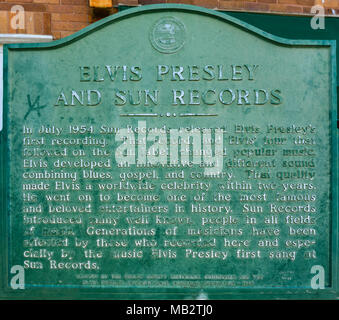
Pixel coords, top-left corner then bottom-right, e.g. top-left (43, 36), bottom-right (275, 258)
top-left (0, 4), bottom-right (337, 299)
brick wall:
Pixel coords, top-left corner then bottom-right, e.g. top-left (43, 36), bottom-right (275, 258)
top-left (0, 0), bottom-right (338, 39)
top-left (129, 0), bottom-right (339, 15)
top-left (0, 0), bottom-right (101, 39)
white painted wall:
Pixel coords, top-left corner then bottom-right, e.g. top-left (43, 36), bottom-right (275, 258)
top-left (0, 34), bottom-right (53, 131)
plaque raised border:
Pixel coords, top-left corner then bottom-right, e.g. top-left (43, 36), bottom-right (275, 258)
top-left (0, 4), bottom-right (337, 300)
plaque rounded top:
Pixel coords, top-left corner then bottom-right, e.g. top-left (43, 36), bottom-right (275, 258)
top-left (149, 16), bottom-right (186, 54)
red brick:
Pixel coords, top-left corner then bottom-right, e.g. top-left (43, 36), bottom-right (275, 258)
top-left (315, 0), bottom-right (339, 8)
top-left (116, 0), bottom-right (138, 5)
top-left (220, 0), bottom-right (255, 2)
top-left (52, 20), bottom-right (88, 31)
top-left (0, 10), bottom-right (8, 33)
top-left (25, 11), bottom-right (35, 33)
top-left (324, 4), bottom-right (339, 10)
top-left (257, 0), bottom-right (277, 3)
top-left (60, 0), bottom-right (88, 4)
top-left (47, 4), bottom-right (90, 13)
top-left (302, 5), bottom-right (313, 13)
top-left (60, 30), bottom-right (75, 37)
top-left (34, 11), bottom-right (44, 33)
top-left (6, 0), bottom-right (34, 3)
top-left (0, 3), bottom-right (46, 11)
top-left (219, 0), bottom-right (246, 10)
top-left (43, 11), bottom-right (51, 33)
top-left (51, 30), bottom-right (61, 38)
top-left (167, 0), bottom-right (193, 3)
top-left (295, 0), bottom-right (315, 5)
top-left (269, 3), bottom-right (304, 12)
top-left (244, 2), bottom-right (270, 11)
top-left (52, 12), bottom-right (89, 22)
top-left (34, 0), bottom-right (60, 4)
top-left (192, 0), bottom-right (218, 8)
top-left (278, 0), bottom-right (301, 4)
top-left (139, 0), bottom-right (166, 4)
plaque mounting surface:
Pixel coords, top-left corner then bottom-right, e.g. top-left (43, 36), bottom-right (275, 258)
top-left (0, 4), bottom-right (337, 300)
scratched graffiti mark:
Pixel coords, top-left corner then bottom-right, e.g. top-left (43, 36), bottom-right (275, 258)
top-left (24, 95), bottom-right (47, 120)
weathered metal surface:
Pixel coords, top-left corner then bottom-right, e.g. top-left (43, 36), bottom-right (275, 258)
top-left (0, 4), bottom-right (337, 299)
